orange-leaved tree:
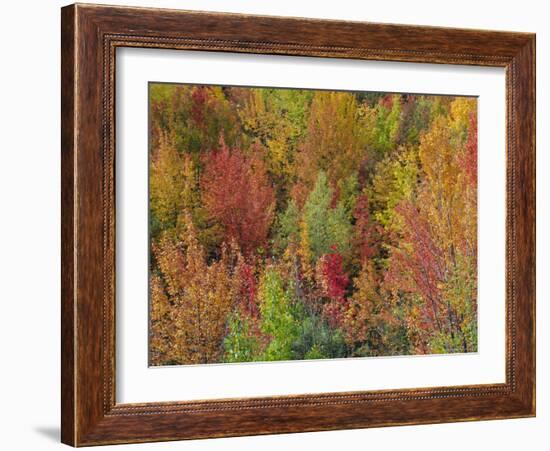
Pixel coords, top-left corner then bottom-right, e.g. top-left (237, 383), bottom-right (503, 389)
top-left (384, 99), bottom-right (478, 353)
top-left (150, 215), bottom-right (239, 365)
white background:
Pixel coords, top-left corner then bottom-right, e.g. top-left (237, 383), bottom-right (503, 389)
top-left (117, 49), bottom-right (506, 403)
top-left (0, 0), bottom-right (546, 450)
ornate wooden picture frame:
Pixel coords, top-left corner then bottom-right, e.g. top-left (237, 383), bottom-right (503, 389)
top-left (61, 3), bottom-right (535, 446)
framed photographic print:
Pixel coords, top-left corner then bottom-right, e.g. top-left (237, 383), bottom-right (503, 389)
top-left (61, 3), bottom-right (536, 446)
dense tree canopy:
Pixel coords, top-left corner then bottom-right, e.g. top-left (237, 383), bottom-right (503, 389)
top-left (148, 84), bottom-right (478, 365)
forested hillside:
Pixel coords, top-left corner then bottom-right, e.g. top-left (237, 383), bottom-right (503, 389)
top-left (148, 83), bottom-right (478, 365)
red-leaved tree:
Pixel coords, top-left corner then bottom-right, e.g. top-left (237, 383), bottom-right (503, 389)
top-left (316, 248), bottom-right (350, 327)
top-left (385, 201), bottom-right (446, 336)
top-left (201, 138), bottom-right (276, 255)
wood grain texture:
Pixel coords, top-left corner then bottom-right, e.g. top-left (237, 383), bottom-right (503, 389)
top-left (61, 3), bottom-right (536, 446)
top-left (61, 5), bottom-right (76, 445)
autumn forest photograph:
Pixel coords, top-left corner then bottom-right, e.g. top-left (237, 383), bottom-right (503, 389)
top-left (148, 82), bottom-right (478, 366)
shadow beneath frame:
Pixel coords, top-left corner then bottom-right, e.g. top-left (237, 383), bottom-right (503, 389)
top-left (34, 426), bottom-right (60, 443)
